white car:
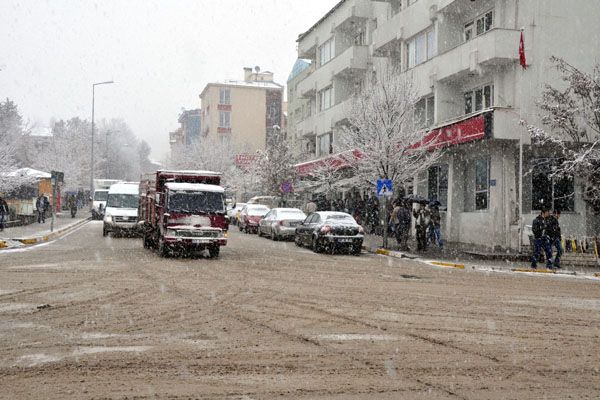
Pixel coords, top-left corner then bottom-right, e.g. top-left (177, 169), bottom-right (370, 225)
top-left (103, 182), bottom-right (141, 237)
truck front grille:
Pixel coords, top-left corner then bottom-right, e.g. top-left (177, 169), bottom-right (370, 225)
top-left (176, 230), bottom-right (220, 238)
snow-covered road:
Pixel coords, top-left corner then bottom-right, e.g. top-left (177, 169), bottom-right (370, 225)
top-left (0, 221), bottom-right (599, 399)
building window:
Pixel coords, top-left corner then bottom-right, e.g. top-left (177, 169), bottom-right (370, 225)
top-left (319, 86), bottom-right (334, 111)
top-left (219, 111), bottom-right (231, 128)
top-left (354, 30), bottom-right (366, 46)
top-left (319, 37), bottom-right (335, 67)
top-left (407, 27), bottom-right (436, 69)
top-left (219, 88), bottom-right (231, 105)
top-left (390, 0), bottom-right (402, 16)
top-left (464, 84), bottom-right (493, 114)
top-left (465, 10), bottom-right (494, 42)
top-left (531, 159), bottom-right (575, 212)
top-left (415, 95), bottom-right (434, 128)
top-left (318, 132), bottom-right (333, 156)
top-left (428, 164), bottom-right (448, 208)
top-left (474, 159), bottom-right (490, 211)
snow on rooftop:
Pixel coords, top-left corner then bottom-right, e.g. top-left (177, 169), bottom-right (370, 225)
top-left (218, 80), bottom-right (283, 89)
top-left (4, 168), bottom-right (51, 179)
top-left (158, 170), bottom-right (221, 176)
top-left (165, 183), bottom-right (225, 193)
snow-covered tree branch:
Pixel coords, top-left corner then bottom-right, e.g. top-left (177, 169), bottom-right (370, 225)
top-left (525, 57), bottom-right (600, 212)
top-left (337, 67), bottom-right (441, 191)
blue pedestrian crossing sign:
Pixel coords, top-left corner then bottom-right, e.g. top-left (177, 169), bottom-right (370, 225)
top-left (376, 179), bottom-right (393, 198)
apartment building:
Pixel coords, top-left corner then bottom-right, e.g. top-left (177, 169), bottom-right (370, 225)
top-left (294, 0), bottom-right (600, 251)
top-left (287, 59), bottom-right (313, 156)
top-left (200, 67), bottom-right (284, 156)
top-left (178, 109), bottom-right (201, 146)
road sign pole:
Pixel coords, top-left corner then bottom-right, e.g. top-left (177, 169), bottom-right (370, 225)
top-left (382, 195), bottom-right (388, 249)
top-left (50, 178), bottom-right (56, 233)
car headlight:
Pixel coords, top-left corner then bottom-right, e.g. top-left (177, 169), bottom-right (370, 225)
top-left (166, 229), bottom-right (177, 237)
top-left (104, 215), bottom-right (113, 223)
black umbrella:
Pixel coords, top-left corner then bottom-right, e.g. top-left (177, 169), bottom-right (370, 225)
top-left (404, 194), bottom-right (429, 204)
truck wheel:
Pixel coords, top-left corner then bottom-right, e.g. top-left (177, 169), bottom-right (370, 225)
top-left (208, 246), bottom-right (220, 258)
top-left (239, 225), bottom-right (243, 232)
top-left (158, 239), bottom-right (170, 257)
top-left (143, 233), bottom-right (151, 249)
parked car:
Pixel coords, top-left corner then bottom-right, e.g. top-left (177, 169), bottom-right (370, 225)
top-left (247, 196), bottom-right (279, 209)
top-left (227, 202), bottom-right (247, 225)
top-left (239, 204), bottom-right (270, 234)
top-left (295, 211), bottom-right (364, 255)
top-left (258, 208), bottom-right (306, 241)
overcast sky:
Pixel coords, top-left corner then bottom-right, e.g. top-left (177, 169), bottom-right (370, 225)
top-left (0, 0), bottom-right (338, 160)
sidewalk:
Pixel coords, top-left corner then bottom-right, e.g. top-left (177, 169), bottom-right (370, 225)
top-left (0, 212), bottom-right (91, 249)
top-left (363, 233), bottom-right (600, 276)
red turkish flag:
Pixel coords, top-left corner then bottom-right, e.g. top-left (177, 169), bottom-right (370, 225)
top-left (519, 31), bottom-right (527, 69)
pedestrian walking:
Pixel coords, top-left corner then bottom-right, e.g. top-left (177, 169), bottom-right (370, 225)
top-left (36, 194), bottom-right (46, 223)
top-left (547, 209), bottom-right (563, 269)
top-left (394, 201), bottom-right (412, 251)
top-left (428, 202), bottom-right (443, 248)
top-left (413, 203), bottom-right (430, 251)
top-left (68, 195), bottom-right (77, 218)
top-left (531, 207), bottom-right (552, 269)
top-left (306, 198), bottom-right (317, 214)
top-left (0, 196), bottom-right (8, 231)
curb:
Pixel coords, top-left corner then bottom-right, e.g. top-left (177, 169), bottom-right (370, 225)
top-left (429, 261), bottom-right (465, 269)
top-left (512, 268), bottom-right (556, 274)
top-left (0, 218), bottom-right (91, 249)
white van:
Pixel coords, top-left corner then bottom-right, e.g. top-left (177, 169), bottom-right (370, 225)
top-left (102, 182), bottom-right (140, 237)
top-left (92, 179), bottom-right (122, 220)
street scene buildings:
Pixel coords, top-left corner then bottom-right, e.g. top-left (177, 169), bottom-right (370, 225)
top-left (289, 0), bottom-right (600, 251)
top-left (3, 1), bottom-right (600, 398)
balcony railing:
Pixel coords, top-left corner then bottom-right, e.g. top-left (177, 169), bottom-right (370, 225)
top-left (297, 45), bottom-right (369, 98)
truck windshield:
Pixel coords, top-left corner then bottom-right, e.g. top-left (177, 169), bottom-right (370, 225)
top-left (94, 191), bottom-right (108, 201)
top-left (168, 191), bottom-right (225, 213)
top-left (106, 194), bottom-right (139, 209)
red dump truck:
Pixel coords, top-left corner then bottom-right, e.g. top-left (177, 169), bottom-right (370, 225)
top-left (139, 170), bottom-right (229, 257)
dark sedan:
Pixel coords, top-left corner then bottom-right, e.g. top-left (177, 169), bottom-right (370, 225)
top-left (295, 212), bottom-right (364, 255)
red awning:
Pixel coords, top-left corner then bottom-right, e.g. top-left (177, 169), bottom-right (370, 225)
top-left (412, 110), bottom-right (492, 150)
top-left (295, 149), bottom-right (363, 178)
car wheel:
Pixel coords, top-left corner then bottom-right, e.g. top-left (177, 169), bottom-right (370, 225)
top-left (295, 235), bottom-right (302, 247)
top-left (208, 245), bottom-right (220, 258)
top-left (312, 236), bottom-right (322, 253)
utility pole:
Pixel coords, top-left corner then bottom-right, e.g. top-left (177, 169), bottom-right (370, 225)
top-left (90, 81), bottom-right (114, 205)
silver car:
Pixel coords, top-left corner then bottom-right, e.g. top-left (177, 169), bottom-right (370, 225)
top-left (258, 208), bottom-right (306, 241)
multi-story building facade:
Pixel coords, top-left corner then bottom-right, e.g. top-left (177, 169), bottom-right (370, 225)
top-left (200, 67), bottom-right (284, 155)
top-left (178, 109), bottom-right (201, 146)
top-left (287, 59), bottom-right (314, 157)
top-left (294, 0), bottom-right (600, 251)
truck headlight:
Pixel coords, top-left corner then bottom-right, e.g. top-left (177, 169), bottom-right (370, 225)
top-left (104, 215), bottom-right (113, 223)
top-left (166, 229), bottom-right (177, 237)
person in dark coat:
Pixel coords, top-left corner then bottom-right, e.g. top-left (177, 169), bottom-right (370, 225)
top-left (428, 203), bottom-right (443, 248)
top-left (393, 201), bottom-right (412, 251)
top-left (0, 196), bottom-right (8, 231)
top-left (413, 203), bottom-right (430, 251)
top-left (36, 194), bottom-right (46, 223)
top-left (531, 207), bottom-right (552, 269)
top-left (546, 209), bottom-right (562, 268)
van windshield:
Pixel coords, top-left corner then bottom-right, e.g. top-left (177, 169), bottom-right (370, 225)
top-left (168, 191), bottom-right (225, 214)
top-left (107, 194), bottom-right (139, 209)
top-left (94, 191), bottom-right (109, 201)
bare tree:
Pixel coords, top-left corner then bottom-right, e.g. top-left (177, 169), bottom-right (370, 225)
top-left (337, 67), bottom-right (441, 191)
top-left (254, 128), bottom-right (298, 198)
top-left (525, 57), bottom-right (600, 212)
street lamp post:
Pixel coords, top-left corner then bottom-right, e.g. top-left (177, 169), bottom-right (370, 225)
top-left (90, 80), bottom-right (114, 202)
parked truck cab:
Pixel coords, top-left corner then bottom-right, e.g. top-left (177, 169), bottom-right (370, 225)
top-left (140, 170), bottom-right (228, 258)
